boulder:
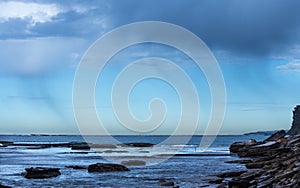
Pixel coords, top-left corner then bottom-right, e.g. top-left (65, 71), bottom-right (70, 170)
top-left (22, 167), bottom-right (61, 179)
top-left (88, 163), bottom-right (129, 173)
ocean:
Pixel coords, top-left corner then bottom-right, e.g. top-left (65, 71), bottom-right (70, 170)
top-left (0, 134), bottom-right (269, 187)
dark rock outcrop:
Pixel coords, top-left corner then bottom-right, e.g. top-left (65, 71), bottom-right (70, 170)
top-left (217, 171), bottom-right (247, 178)
top-left (228, 179), bottom-right (250, 188)
top-left (263, 129), bottom-right (286, 142)
top-left (219, 131), bottom-right (300, 187)
top-left (0, 184), bottom-right (12, 188)
top-left (71, 144), bottom-right (90, 150)
top-left (22, 167), bottom-right (61, 179)
top-left (288, 105), bottom-right (300, 135)
top-left (0, 141), bottom-right (13, 147)
top-left (229, 130), bottom-right (287, 157)
top-left (229, 139), bottom-right (257, 153)
top-left (88, 163), bottom-right (129, 173)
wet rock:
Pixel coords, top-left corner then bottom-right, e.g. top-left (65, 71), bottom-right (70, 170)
top-left (0, 184), bottom-right (12, 188)
top-left (216, 182), bottom-right (226, 188)
top-left (22, 167), bottom-right (61, 179)
top-left (121, 160), bottom-right (146, 166)
top-left (0, 141), bottom-right (13, 147)
top-left (229, 142), bottom-right (245, 153)
top-left (158, 179), bottom-right (175, 186)
top-left (228, 179), bottom-right (250, 188)
top-left (237, 141), bottom-right (281, 157)
top-left (68, 152), bottom-right (89, 154)
top-left (225, 159), bottom-right (252, 164)
top-left (88, 163), bottom-right (129, 173)
top-left (159, 181), bottom-right (174, 186)
top-left (276, 137), bottom-right (288, 143)
top-left (245, 162), bottom-right (265, 169)
top-left (125, 142), bottom-right (154, 147)
top-left (263, 130), bottom-right (286, 142)
top-left (208, 177), bottom-right (223, 184)
top-left (229, 139), bottom-right (257, 153)
top-left (71, 144), bottom-right (90, 150)
top-left (217, 171), bottom-right (247, 178)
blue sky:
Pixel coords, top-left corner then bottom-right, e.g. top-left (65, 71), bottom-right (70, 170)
top-left (0, 0), bottom-right (300, 134)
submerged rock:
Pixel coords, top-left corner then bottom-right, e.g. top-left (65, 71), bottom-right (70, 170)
top-left (121, 160), bottom-right (146, 166)
top-left (22, 167), bottom-right (61, 179)
top-left (65, 165), bottom-right (87, 170)
top-left (125, 142), bottom-right (154, 147)
top-left (90, 144), bottom-right (117, 149)
top-left (159, 181), bottom-right (175, 186)
top-left (71, 144), bottom-right (90, 150)
top-left (158, 179), bottom-right (175, 187)
top-left (88, 163), bottom-right (129, 173)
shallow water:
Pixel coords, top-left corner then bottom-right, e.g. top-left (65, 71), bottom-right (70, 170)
top-left (0, 134), bottom-right (268, 187)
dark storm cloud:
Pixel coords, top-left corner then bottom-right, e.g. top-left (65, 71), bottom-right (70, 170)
top-left (108, 0), bottom-right (300, 56)
top-left (1, 0), bottom-right (300, 57)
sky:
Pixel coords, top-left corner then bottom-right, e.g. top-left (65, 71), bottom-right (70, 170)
top-left (0, 0), bottom-right (300, 135)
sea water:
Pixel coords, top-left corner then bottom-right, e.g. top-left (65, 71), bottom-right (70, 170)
top-left (0, 134), bottom-right (269, 187)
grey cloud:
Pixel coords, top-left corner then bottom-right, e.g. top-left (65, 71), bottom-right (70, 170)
top-left (2, 0), bottom-right (300, 58)
top-left (109, 0), bottom-right (300, 57)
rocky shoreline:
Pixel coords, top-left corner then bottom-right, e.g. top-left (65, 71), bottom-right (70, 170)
top-left (213, 130), bottom-right (300, 187)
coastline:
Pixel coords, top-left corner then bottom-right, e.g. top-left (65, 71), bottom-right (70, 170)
top-left (214, 130), bottom-right (300, 187)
